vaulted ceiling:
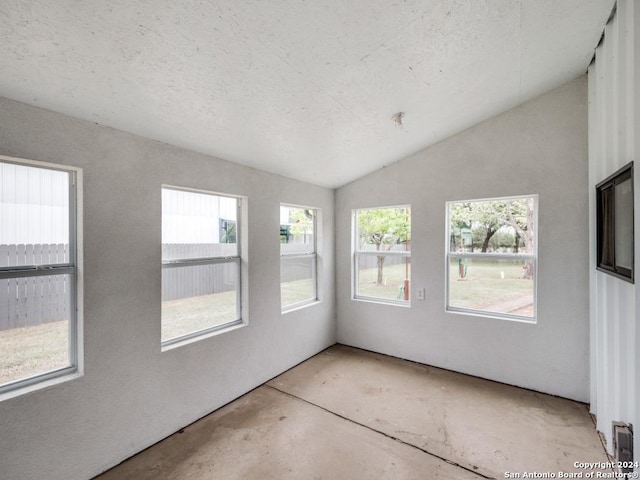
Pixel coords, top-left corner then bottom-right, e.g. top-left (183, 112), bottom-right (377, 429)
top-left (0, 1), bottom-right (613, 188)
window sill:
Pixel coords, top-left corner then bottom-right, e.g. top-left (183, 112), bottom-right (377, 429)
top-left (281, 299), bottom-right (321, 315)
top-left (161, 319), bottom-right (246, 352)
top-left (352, 296), bottom-right (411, 308)
top-left (446, 307), bottom-right (537, 324)
top-left (0, 368), bottom-right (82, 402)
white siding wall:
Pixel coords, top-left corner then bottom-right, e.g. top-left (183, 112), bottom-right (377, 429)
top-left (588, 0), bottom-right (639, 463)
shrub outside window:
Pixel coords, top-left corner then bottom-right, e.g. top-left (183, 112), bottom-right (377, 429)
top-left (0, 157), bottom-right (79, 394)
top-left (162, 187), bottom-right (242, 346)
top-left (446, 195), bottom-right (537, 321)
top-left (353, 206), bottom-right (411, 305)
top-left (280, 205), bottom-right (317, 310)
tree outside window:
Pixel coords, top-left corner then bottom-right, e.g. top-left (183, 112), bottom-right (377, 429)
top-left (447, 195), bottom-right (537, 321)
top-left (353, 206), bottom-right (411, 304)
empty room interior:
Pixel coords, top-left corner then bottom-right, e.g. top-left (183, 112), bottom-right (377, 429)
top-left (0, 1), bottom-right (638, 479)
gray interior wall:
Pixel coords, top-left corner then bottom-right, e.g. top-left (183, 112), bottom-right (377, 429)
top-left (0, 97), bottom-right (336, 480)
top-left (336, 76), bottom-right (589, 402)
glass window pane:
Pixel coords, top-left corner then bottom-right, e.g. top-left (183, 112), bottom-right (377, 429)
top-left (448, 258), bottom-right (534, 317)
top-left (353, 206), bottom-right (411, 304)
top-left (162, 262), bottom-right (239, 342)
top-left (599, 185), bottom-right (615, 268)
top-left (356, 254), bottom-right (411, 301)
top-left (162, 188), bottom-right (237, 261)
top-left (449, 197), bottom-right (534, 255)
top-left (356, 207), bottom-right (411, 253)
top-left (0, 162), bottom-right (70, 267)
top-left (281, 255), bottom-right (316, 308)
top-left (0, 273), bottom-right (72, 386)
top-left (614, 178), bottom-right (633, 270)
top-left (280, 206), bottom-right (315, 255)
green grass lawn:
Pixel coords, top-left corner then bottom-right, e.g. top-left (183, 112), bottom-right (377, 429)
top-left (355, 259), bottom-right (533, 315)
top-left (1, 260), bottom-right (533, 386)
top-left (162, 290), bottom-right (238, 341)
top-left (0, 291), bottom-right (241, 386)
top-left (281, 277), bottom-right (315, 308)
top-left (0, 320), bottom-right (69, 386)
top-left (448, 258), bottom-right (534, 315)
top-left (357, 262), bottom-right (411, 301)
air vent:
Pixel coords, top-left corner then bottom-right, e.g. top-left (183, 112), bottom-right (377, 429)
top-left (613, 422), bottom-right (634, 473)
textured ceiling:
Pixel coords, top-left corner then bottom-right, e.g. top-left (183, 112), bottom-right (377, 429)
top-left (0, 1), bottom-right (613, 188)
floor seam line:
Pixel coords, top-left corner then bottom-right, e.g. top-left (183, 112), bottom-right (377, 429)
top-left (265, 383), bottom-right (493, 479)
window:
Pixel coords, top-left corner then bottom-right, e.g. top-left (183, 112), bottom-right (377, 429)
top-left (446, 195), bottom-right (537, 321)
top-left (280, 205), bottom-right (317, 310)
top-left (0, 157), bottom-right (79, 394)
top-left (596, 162), bottom-right (634, 283)
top-left (219, 218), bottom-right (236, 244)
top-left (353, 206), bottom-right (411, 304)
top-left (162, 187), bottom-right (242, 346)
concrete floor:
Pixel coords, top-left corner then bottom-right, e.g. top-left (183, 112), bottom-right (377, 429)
top-left (95, 345), bottom-right (611, 479)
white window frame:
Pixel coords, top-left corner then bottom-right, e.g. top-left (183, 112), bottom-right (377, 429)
top-left (352, 205), bottom-right (411, 306)
top-left (445, 194), bottom-right (538, 322)
top-left (0, 155), bottom-right (81, 396)
top-left (280, 204), bottom-right (318, 312)
top-left (161, 185), bottom-right (243, 348)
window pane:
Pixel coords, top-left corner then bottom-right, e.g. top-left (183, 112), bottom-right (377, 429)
top-left (449, 197), bottom-right (534, 254)
top-left (446, 195), bottom-right (537, 320)
top-left (0, 162), bottom-right (70, 267)
top-left (614, 178), bottom-right (633, 270)
top-left (162, 188), bottom-right (237, 260)
top-left (356, 207), bottom-right (411, 253)
top-left (0, 273), bottom-right (72, 386)
top-left (599, 185), bottom-right (615, 268)
top-left (281, 255), bottom-right (316, 308)
top-left (280, 206), bottom-right (315, 255)
top-left (448, 258), bottom-right (534, 317)
top-left (356, 254), bottom-right (411, 301)
top-left (354, 206), bottom-right (411, 304)
top-left (162, 262), bottom-right (239, 342)
top-left (280, 205), bottom-right (318, 311)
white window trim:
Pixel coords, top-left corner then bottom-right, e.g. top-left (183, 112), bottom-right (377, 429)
top-left (352, 205), bottom-right (411, 307)
top-left (0, 155), bottom-right (82, 398)
top-left (445, 194), bottom-right (538, 323)
top-left (280, 204), bottom-right (319, 312)
top-left (161, 185), bottom-right (244, 349)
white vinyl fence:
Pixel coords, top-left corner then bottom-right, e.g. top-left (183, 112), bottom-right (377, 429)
top-left (1, 243), bottom-right (242, 331)
top-left (0, 244), bottom-right (71, 330)
top-left (162, 243), bottom-right (238, 301)
top-left (357, 244), bottom-right (411, 268)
